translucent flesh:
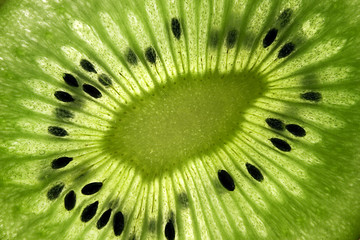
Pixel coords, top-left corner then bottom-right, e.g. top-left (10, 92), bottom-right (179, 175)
top-left (0, 0), bottom-right (360, 239)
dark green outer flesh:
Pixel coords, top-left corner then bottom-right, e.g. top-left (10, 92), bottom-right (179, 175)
top-left (0, 0), bottom-right (360, 239)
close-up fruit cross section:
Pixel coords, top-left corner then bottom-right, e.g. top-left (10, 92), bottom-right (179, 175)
top-left (0, 0), bottom-right (359, 239)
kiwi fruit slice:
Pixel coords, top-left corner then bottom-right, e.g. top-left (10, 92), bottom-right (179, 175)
top-left (1, 0), bottom-right (360, 239)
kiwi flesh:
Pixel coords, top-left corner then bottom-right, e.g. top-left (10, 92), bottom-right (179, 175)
top-left (0, 0), bottom-right (360, 239)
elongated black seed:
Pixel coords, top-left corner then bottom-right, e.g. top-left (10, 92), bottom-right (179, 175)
top-left (98, 74), bottom-right (112, 86)
top-left (63, 73), bottom-right (79, 87)
top-left (126, 48), bottom-right (138, 65)
top-left (83, 84), bottom-right (102, 98)
top-left (47, 183), bottom-right (65, 200)
top-left (80, 59), bottom-right (97, 73)
top-left (81, 182), bottom-right (103, 195)
top-left (81, 201), bottom-right (99, 222)
top-left (165, 220), bottom-right (175, 240)
top-left (286, 124), bottom-right (306, 137)
top-left (246, 163), bottom-right (264, 182)
top-left (113, 211), bottom-right (125, 236)
top-left (209, 30), bottom-right (219, 48)
top-left (278, 8), bottom-right (293, 27)
top-left (218, 170), bottom-right (235, 191)
top-left (301, 92), bottom-right (322, 102)
top-left (171, 18), bottom-right (181, 40)
top-left (55, 108), bottom-right (73, 119)
top-left (54, 91), bottom-right (74, 102)
top-left (145, 47), bottom-right (157, 64)
top-left (51, 156), bottom-right (73, 169)
top-left (265, 118), bottom-right (284, 130)
top-left (278, 42), bottom-right (295, 58)
top-left (97, 209), bottom-right (112, 229)
top-left (270, 138), bottom-right (291, 152)
top-left (64, 190), bottom-right (76, 211)
top-left (226, 29), bottom-right (238, 49)
top-left (48, 126), bottom-right (68, 137)
top-left (263, 28), bottom-right (278, 48)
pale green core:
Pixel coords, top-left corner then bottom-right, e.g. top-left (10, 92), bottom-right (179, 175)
top-left (104, 71), bottom-right (266, 177)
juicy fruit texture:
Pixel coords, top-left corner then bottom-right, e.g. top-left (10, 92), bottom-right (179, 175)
top-left (0, 0), bottom-right (360, 240)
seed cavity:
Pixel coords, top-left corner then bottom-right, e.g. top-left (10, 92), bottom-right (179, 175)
top-left (165, 220), bottom-right (175, 240)
top-left (51, 156), bottom-right (73, 169)
top-left (80, 59), bottom-right (97, 73)
top-left (97, 209), bottom-right (112, 229)
top-left (265, 118), bottom-right (284, 130)
top-left (55, 108), bottom-right (73, 119)
top-left (48, 126), bottom-right (68, 137)
top-left (171, 18), bottom-right (181, 40)
top-left (270, 138), bottom-right (291, 152)
top-left (301, 91), bottom-right (322, 102)
top-left (113, 211), bottom-right (125, 236)
top-left (81, 182), bottom-right (103, 195)
top-left (126, 48), bottom-right (138, 65)
top-left (209, 30), bottom-right (219, 48)
top-left (178, 193), bottom-right (189, 208)
top-left (278, 42), bottom-right (295, 58)
top-left (226, 29), bottom-right (238, 49)
top-left (286, 124), bottom-right (306, 137)
top-left (81, 201), bottom-right (99, 222)
top-left (145, 47), bottom-right (157, 64)
top-left (246, 163), bottom-right (264, 182)
top-left (263, 28), bottom-right (278, 48)
top-left (63, 73), bottom-right (79, 87)
top-left (47, 183), bottom-right (65, 200)
top-left (98, 73), bottom-right (112, 86)
top-left (278, 8), bottom-right (293, 27)
top-left (54, 91), bottom-right (75, 102)
top-left (218, 170), bottom-right (235, 191)
top-left (64, 190), bottom-right (76, 211)
top-left (83, 84), bottom-right (102, 98)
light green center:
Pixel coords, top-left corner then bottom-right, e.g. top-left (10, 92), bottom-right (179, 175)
top-left (104, 71), bottom-right (266, 177)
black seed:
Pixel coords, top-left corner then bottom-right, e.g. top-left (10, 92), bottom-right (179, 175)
top-left (48, 126), bottom-right (68, 137)
top-left (98, 74), bottom-right (112, 86)
top-left (54, 91), bottom-right (74, 102)
top-left (47, 183), bottom-right (65, 200)
top-left (63, 73), bottom-right (79, 87)
top-left (209, 30), bottom-right (219, 48)
top-left (301, 91), bottom-right (322, 102)
top-left (80, 59), bottom-right (97, 73)
top-left (278, 42), bottom-right (295, 58)
top-left (286, 124), bottom-right (306, 137)
top-left (97, 209), bottom-right (112, 229)
top-left (51, 156), bottom-right (73, 169)
top-left (171, 18), bottom-right (181, 40)
top-left (217, 170), bottom-right (235, 191)
top-left (81, 182), bottom-right (103, 195)
top-left (226, 29), bottom-right (238, 49)
top-left (165, 220), bottom-right (175, 240)
top-left (263, 28), bottom-right (278, 48)
top-left (265, 118), bottom-right (284, 130)
top-left (81, 201), bottom-right (99, 222)
top-left (246, 163), bottom-right (264, 182)
top-left (126, 48), bottom-right (138, 65)
top-left (64, 190), bottom-right (76, 211)
top-left (145, 47), bottom-right (157, 64)
top-left (270, 138), bottom-right (291, 152)
top-left (83, 84), bottom-right (102, 98)
top-left (278, 8), bottom-right (293, 27)
top-left (113, 211), bottom-right (125, 236)
top-left (55, 108), bottom-right (73, 119)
